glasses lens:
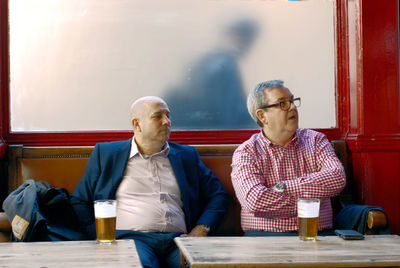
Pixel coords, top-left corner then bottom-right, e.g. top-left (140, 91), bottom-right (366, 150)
top-left (294, 98), bottom-right (301, 108)
top-left (280, 98), bottom-right (301, 111)
top-left (280, 101), bottom-right (291, 111)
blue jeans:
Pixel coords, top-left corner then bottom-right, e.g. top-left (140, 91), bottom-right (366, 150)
top-left (117, 230), bottom-right (183, 268)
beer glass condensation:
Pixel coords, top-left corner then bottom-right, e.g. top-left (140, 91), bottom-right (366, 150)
top-left (297, 198), bottom-right (320, 241)
top-left (94, 200), bottom-right (117, 244)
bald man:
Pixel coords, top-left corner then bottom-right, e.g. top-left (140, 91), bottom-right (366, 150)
top-left (71, 96), bottom-right (228, 268)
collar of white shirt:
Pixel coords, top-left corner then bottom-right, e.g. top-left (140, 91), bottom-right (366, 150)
top-left (129, 137), bottom-right (170, 159)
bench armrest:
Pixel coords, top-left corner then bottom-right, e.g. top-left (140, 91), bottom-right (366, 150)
top-left (0, 212), bottom-right (11, 231)
top-left (0, 212), bottom-right (11, 242)
top-left (367, 210), bottom-right (388, 232)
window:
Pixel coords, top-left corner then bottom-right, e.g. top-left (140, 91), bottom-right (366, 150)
top-left (9, 0), bottom-right (336, 135)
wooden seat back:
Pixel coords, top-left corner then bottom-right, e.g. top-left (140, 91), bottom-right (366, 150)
top-left (4, 141), bottom-right (359, 236)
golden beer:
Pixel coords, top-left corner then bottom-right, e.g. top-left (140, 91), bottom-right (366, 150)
top-left (95, 216), bottom-right (116, 243)
top-left (94, 200), bottom-right (117, 244)
top-left (298, 217), bottom-right (319, 240)
top-left (297, 198), bottom-right (320, 241)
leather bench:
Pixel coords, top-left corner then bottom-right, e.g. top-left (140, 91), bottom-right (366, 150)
top-left (0, 141), bottom-right (388, 241)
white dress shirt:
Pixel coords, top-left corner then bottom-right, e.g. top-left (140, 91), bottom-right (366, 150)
top-left (116, 138), bottom-right (187, 233)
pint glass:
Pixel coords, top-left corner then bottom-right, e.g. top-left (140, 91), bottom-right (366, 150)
top-left (94, 200), bottom-right (117, 244)
top-left (297, 198), bottom-right (320, 241)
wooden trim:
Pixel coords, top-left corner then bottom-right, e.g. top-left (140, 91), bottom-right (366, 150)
top-left (13, 146), bottom-right (93, 159)
top-left (7, 144), bottom-right (239, 158)
top-left (6, 144), bottom-right (22, 193)
top-left (0, 0), bottom-right (10, 139)
top-left (346, 134), bottom-right (400, 152)
top-left (335, 0), bottom-right (351, 136)
top-left (190, 144), bottom-right (237, 156)
top-left (4, 128), bottom-right (343, 146)
top-left (0, 137), bottom-right (5, 158)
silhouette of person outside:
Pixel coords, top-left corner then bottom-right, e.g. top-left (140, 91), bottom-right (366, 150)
top-left (164, 18), bottom-right (259, 129)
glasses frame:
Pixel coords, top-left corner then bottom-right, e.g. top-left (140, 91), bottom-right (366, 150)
top-left (258, 97), bottom-right (301, 111)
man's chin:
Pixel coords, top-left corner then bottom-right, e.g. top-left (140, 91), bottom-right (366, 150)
top-left (289, 120), bottom-right (298, 129)
top-left (161, 133), bottom-right (170, 143)
top-left (287, 124), bottom-right (298, 135)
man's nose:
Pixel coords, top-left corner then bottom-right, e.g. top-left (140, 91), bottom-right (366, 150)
top-left (288, 101), bottom-right (296, 111)
top-left (163, 115), bottom-right (171, 126)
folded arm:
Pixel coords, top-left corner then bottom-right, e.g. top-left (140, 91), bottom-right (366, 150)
top-left (232, 150), bottom-right (298, 218)
top-left (285, 136), bottom-right (346, 199)
top-left (231, 135), bottom-right (346, 218)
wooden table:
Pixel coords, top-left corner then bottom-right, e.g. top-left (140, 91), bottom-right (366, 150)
top-left (174, 235), bottom-right (400, 267)
top-left (0, 240), bottom-right (142, 267)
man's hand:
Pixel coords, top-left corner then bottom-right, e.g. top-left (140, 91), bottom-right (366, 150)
top-left (179, 225), bottom-right (210, 267)
top-left (181, 224), bottom-right (210, 237)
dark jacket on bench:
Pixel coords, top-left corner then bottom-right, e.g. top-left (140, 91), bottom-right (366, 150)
top-left (2, 180), bottom-right (86, 241)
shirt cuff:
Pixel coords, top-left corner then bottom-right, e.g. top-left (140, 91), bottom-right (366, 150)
top-left (285, 179), bottom-right (301, 198)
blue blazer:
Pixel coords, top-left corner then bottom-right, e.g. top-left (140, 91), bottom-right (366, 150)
top-left (70, 139), bottom-right (229, 238)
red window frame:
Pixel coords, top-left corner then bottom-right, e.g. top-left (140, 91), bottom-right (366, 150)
top-left (0, 0), bottom-right (350, 147)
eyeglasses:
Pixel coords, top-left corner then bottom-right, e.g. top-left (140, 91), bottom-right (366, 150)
top-left (259, 97), bottom-right (301, 111)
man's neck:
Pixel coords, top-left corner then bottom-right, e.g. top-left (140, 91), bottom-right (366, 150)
top-left (135, 137), bottom-right (165, 156)
top-left (262, 128), bottom-right (295, 147)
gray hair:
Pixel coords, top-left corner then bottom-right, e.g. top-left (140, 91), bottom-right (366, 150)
top-left (247, 80), bottom-right (285, 127)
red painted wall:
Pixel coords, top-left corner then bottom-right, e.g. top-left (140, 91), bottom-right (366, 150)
top-left (347, 0), bottom-right (400, 234)
top-left (1, 0), bottom-right (400, 234)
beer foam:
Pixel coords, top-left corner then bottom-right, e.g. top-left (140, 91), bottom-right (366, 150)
top-left (298, 201), bottom-right (320, 218)
top-left (94, 201), bottom-right (117, 218)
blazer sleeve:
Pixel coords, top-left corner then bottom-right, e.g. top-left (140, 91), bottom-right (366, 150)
top-left (70, 144), bottom-right (102, 238)
top-left (190, 147), bottom-right (229, 232)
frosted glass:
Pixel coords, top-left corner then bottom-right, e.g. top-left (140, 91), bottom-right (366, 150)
top-left (9, 0), bottom-right (336, 131)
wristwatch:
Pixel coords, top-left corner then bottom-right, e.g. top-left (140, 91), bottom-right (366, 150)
top-left (198, 224), bottom-right (211, 234)
top-left (272, 181), bottom-right (286, 193)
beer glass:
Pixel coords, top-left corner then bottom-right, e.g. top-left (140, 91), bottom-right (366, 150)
top-left (94, 200), bottom-right (117, 244)
top-left (297, 198), bottom-right (320, 241)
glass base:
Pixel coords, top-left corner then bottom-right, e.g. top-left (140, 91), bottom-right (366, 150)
top-left (299, 236), bottom-right (317, 241)
top-left (97, 240), bottom-right (115, 245)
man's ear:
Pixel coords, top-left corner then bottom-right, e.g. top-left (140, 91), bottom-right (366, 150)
top-left (256, 109), bottom-right (267, 125)
top-left (132, 118), bottom-right (141, 132)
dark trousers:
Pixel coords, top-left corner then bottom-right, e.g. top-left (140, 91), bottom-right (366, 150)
top-left (244, 229), bottom-right (336, 236)
top-left (117, 230), bottom-right (183, 268)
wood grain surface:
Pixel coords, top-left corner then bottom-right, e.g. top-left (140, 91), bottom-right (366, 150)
top-left (0, 240), bottom-right (142, 267)
top-left (175, 235), bottom-right (400, 267)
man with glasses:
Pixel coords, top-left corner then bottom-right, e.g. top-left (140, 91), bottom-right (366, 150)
top-left (231, 80), bottom-right (346, 236)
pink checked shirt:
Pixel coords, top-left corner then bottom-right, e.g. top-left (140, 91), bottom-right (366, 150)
top-left (231, 128), bottom-right (346, 232)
